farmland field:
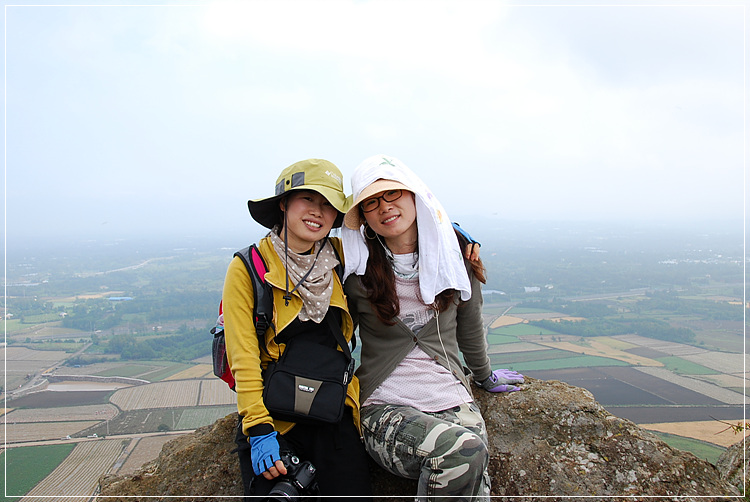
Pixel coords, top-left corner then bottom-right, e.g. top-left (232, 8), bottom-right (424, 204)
top-left (176, 405), bottom-right (236, 429)
top-left (692, 373), bottom-right (746, 392)
top-left (2, 421), bottom-right (100, 443)
top-left (110, 380), bottom-right (201, 409)
top-left (2, 347), bottom-right (70, 391)
top-left (138, 362), bottom-right (194, 381)
top-left (633, 367), bottom-right (744, 404)
top-left (486, 333), bottom-right (522, 345)
top-left (197, 378), bottom-right (236, 406)
top-left (6, 404), bottom-right (117, 423)
top-left (680, 351), bottom-right (745, 374)
top-left (529, 367), bottom-right (732, 406)
top-left (537, 339), bottom-right (660, 366)
top-left (6, 390), bottom-right (112, 408)
top-left (655, 356), bottom-right (719, 375)
top-left (116, 435), bottom-right (182, 475)
top-left (21, 439), bottom-right (124, 500)
top-left (95, 363), bottom-right (166, 378)
top-left (83, 408), bottom-right (186, 436)
top-left (487, 341), bottom-right (544, 354)
top-left (494, 324), bottom-right (562, 336)
top-left (1, 443), bottom-right (75, 500)
top-left (648, 432), bottom-right (727, 465)
top-left (505, 354), bottom-right (629, 371)
top-left (490, 315), bottom-right (524, 328)
top-left (2, 224), bottom-right (744, 496)
top-left (165, 363), bottom-right (214, 380)
top-left (672, 319), bottom-right (744, 353)
top-left (641, 420), bottom-right (750, 448)
top-left (612, 335), bottom-right (707, 357)
top-left (490, 348), bottom-right (576, 364)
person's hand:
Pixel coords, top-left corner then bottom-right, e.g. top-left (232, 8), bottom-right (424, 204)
top-left (492, 369), bottom-right (524, 385)
top-left (476, 369), bottom-right (524, 392)
top-left (248, 431), bottom-right (287, 479)
top-left (485, 383), bottom-right (520, 393)
top-left (465, 242), bottom-right (481, 263)
top-left (452, 222), bottom-right (481, 263)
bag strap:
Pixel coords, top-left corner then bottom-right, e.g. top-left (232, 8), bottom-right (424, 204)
top-left (234, 239), bottom-right (354, 361)
top-left (325, 239), bottom-right (355, 352)
top-left (328, 237), bottom-right (344, 282)
top-left (324, 313), bottom-right (355, 385)
top-left (233, 244), bottom-right (274, 355)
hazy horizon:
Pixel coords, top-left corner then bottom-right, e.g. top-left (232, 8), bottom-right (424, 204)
top-left (6, 215), bottom-right (745, 260)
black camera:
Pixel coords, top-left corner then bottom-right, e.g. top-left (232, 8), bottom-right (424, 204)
top-left (264, 451), bottom-right (317, 502)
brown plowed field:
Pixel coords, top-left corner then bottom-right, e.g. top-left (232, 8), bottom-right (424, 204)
top-left (606, 405), bottom-right (744, 425)
top-left (7, 390), bottom-right (112, 408)
top-left (528, 366), bottom-right (727, 406)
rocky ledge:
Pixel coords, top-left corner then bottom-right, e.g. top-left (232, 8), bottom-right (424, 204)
top-left (99, 377), bottom-right (743, 501)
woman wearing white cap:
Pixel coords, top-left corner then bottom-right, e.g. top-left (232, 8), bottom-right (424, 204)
top-left (222, 159), bottom-right (372, 500)
top-left (341, 154), bottom-right (523, 501)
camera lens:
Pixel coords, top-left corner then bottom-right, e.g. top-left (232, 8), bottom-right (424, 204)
top-left (266, 481), bottom-right (299, 502)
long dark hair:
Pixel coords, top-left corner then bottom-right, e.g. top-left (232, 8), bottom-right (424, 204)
top-left (361, 226), bottom-right (486, 325)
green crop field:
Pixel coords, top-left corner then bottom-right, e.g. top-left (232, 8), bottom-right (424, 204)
top-left (1, 443), bottom-right (75, 500)
top-left (655, 356), bottom-right (719, 376)
top-left (487, 333), bottom-right (521, 345)
top-left (5, 319), bottom-right (25, 333)
top-left (20, 342), bottom-right (85, 352)
top-left (176, 406), bottom-right (237, 429)
top-left (96, 364), bottom-right (162, 378)
top-left (490, 349), bottom-right (578, 365)
top-left (650, 432), bottom-right (726, 465)
top-left (507, 355), bottom-right (629, 371)
top-left (94, 361), bottom-right (191, 381)
top-left (19, 313), bottom-right (63, 323)
top-left (136, 362), bottom-right (193, 382)
top-left (508, 307), bottom-right (556, 314)
top-left (482, 305), bottom-right (512, 315)
top-left (493, 324), bottom-right (562, 336)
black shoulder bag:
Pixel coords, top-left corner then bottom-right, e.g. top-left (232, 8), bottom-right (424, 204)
top-left (261, 311), bottom-right (355, 425)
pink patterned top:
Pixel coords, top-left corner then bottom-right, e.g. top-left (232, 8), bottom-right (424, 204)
top-left (362, 275), bottom-right (472, 412)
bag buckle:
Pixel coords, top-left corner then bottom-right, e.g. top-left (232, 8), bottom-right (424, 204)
top-left (343, 358), bottom-right (355, 385)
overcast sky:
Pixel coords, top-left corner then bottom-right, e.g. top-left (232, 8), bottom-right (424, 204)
top-left (3, 0), bottom-right (746, 247)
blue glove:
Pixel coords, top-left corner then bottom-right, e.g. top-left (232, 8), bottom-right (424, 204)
top-left (248, 431), bottom-right (282, 476)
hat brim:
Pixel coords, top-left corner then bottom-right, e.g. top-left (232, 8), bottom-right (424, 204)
top-left (248, 186), bottom-right (349, 229)
top-left (343, 179), bottom-right (412, 230)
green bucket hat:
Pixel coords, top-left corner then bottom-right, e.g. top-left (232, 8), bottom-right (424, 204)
top-left (247, 159), bottom-right (350, 229)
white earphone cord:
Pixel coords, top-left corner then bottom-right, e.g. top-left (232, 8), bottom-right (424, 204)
top-left (434, 310), bottom-right (467, 405)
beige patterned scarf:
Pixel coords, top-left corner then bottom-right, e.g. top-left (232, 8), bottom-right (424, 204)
top-left (269, 226), bottom-right (337, 323)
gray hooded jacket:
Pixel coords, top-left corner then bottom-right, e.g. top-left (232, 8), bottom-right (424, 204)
top-left (344, 258), bottom-right (492, 404)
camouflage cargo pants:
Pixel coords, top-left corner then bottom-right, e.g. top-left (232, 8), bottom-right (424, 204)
top-left (361, 402), bottom-right (490, 502)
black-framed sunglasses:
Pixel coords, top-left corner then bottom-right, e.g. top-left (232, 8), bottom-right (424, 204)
top-left (360, 189), bottom-right (403, 213)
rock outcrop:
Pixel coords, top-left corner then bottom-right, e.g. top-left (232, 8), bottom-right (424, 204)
top-left (99, 378), bottom-right (740, 501)
top-left (715, 434), bottom-right (748, 495)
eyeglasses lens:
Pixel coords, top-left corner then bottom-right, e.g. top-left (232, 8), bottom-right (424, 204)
top-left (361, 190), bottom-right (402, 213)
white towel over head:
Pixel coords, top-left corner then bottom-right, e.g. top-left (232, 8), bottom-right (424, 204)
top-left (341, 154), bottom-right (471, 304)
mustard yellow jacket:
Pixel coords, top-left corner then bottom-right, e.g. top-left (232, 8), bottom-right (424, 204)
top-left (222, 236), bottom-right (360, 437)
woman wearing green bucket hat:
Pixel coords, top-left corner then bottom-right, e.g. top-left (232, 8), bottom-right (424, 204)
top-left (222, 159), bottom-right (373, 500)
